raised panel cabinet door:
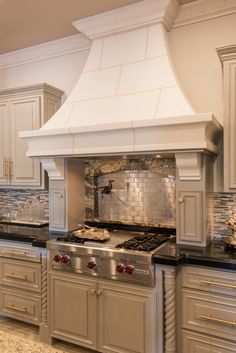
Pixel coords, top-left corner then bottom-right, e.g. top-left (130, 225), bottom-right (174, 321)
top-left (9, 97), bottom-right (41, 186)
top-left (49, 188), bottom-right (65, 230)
top-left (49, 274), bottom-right (97, 350)
top-left (182, 330), bottom-right (236, 353)
top-left (98, 281), bottom-right (156, 353)
top-left (223, 60), bottom-right (236, 190)
top-left (0, 102), bottom-right (10, 184)
top-left (178, 191), bottom-right (203, 243)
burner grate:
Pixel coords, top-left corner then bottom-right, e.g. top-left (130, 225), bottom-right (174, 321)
top-left (116, 233), bottom-right (169, 252)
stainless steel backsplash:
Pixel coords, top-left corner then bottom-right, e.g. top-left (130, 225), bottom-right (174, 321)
top-left (96, 170), bottom-right (175, 226)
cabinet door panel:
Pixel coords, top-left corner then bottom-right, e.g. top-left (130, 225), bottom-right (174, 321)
top-left (0, 287), bottom-right (41, 325)
top-left (50, 274), bottom-right (97, 350)
top-left (0, 102), bottom-right (9, 184)
top-left (223, 60), bottom-right (236, 190)
top-left (0, 258), bottom-right (41, 292)
top-left (9, 97), bottom-right (41, 186)
top-left (181, 288), bottom-right (236, 342)
top-left (49, 188), bottom-right (65, 230)
top-left (178, 191), bottom-right (203, 243)
top-left (182, 330), bottom-right (236, 353)
top-left (98, 281), bottom-right (156, 353)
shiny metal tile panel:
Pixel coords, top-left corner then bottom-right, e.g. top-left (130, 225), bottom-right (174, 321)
top-left (96, 170), bottom-right (175, 226)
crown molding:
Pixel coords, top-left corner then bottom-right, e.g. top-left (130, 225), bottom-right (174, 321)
top-left (173, 0), bottom-right (236, 28)
top-left (73, 0), bottom-right (179, 39)
top-left (217, 44), bottom-right (236, 63)
top-left (0, 34), bottom-right (91, 71)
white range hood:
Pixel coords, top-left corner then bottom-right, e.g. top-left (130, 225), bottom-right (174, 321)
top-left (20, 0), bottom-right (222, 158)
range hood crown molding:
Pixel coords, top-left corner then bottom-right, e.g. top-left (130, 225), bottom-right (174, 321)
top-left (73, 0), bottom-right (179, 39)
top-left (20, 113), bottom-right (222, 158)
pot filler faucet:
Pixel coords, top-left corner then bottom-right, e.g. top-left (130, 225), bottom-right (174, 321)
top-left (95, 180), bottom-right (114, 198)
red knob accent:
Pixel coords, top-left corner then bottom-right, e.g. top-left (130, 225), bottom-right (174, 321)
top-left (116, 263), bottom-right (125, 273)
top-left (125, 265), bottom-right (135, 275)
top-left (87, 261), bottom-right (96, 270)
top-left (53, 254), bottom-right (62, 263)
top-left (61, 255), bottom-right (70, 264)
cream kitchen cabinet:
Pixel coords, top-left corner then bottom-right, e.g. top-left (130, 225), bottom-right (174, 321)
top-left (0, 240), bottom-right (47, 329)
top-left (218, 46), bottom-right (236, 191)
top-left (0, 83), bottom-right (63, 188)
top-left (49, 272), bottom-right (157, 353)
top-left (180, 265), bottom-right (236, 353)
top-left (177, 191), bottom-right (203, 244)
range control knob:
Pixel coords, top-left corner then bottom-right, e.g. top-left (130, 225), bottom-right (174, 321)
top-left (125, 265), bottom-right (135, 275)
top-left (53, 254), bottom-right (62, 263)
top-left (87, 261), bottom-right (97, 270)
top-left (61, 255), bottom-right (71, 264)
top-left (116, 263), bottom-right (125, 273)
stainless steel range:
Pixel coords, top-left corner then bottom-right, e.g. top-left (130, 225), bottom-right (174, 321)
top-left (47, 228), bottom-right (172, 287)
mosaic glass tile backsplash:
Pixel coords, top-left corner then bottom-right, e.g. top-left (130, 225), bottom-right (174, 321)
top-left (213, 192), bottom-right (236, 238)
top-left (0, 189), bottom-right (49, 219)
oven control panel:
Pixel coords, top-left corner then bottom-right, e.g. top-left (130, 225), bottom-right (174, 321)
top-left (50, 250), bottom-right (154, 287)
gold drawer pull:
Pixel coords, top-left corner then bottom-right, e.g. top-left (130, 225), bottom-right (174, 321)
top-left (91, 289), bottom-right (96, 295)
top-left (6, 304), bottom-right (27, 313)
top-left (200, 280), bottom-right (236, 289)
top-left (4, 157), bottom-right (8, 179)
top-left (8, 159), bottom-right (13, 178)
top-left (97, 290), bottom-right (102, 296)
top-left (1, 250), bottom-right (28, 257)
top-left (6, 273), bottom-right (28, 280)
top-left (200, 314), bottom-right (236, 327)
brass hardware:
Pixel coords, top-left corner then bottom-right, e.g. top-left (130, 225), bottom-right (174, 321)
top-left (55, 192), bottom-right (63, 198)
top-left (4, 157), bottom-right (13, 180)
top-left (91, 289), bottom-right (96, 295)
top-left (1, 250), bottom-right (28, 257)
top-left (200, 279), bottom-right (236, 289)
top-left (6, 304), bottom-right (27, 313)
top-left (4, 157), bottom-right (8, 179)
top-left (9, 158), bottom-right (13, 178)
top-left (178, 197), bottom-right (184, 203)
top-left (6, 273), bottom-right (28, 280)
top-left (200, 314), bottom-right (236, 327)
top-left (97, 290), bottom-right (102, 296)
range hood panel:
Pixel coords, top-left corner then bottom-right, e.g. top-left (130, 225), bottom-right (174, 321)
top-left (20, 0), bottom-right (222, 157)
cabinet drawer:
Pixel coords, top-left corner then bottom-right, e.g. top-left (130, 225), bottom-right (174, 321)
top-left (0, 287), bottom-right (41, 324)
top-left (0, 258), bottom-right (41, 292)
top-left (181, 266), bottom-right (236, 296)
top-left (181, 288), bottom-right (236, 342)
top-left (182, 330), bottom-right (236, 353)
top-left (0, 241), bottom-right (41, 262)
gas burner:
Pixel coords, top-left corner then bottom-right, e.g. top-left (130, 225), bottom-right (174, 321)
top-left (116, 233), bottom-right (170, 252)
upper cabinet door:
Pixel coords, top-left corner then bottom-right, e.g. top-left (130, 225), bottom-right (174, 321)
top-left (177, 191), bottom-right (203, 244)
top-left (218, 46), bottom-right (236, 191)
top-left (0, 102), bottom-right (10, 185)
top-left (0, 84), bottom-right (64, 189)
top-left (9, 96), bottom-right (41, 187)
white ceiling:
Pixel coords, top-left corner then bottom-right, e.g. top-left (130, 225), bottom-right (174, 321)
top-left (0, 0), bottom-right (196, 55)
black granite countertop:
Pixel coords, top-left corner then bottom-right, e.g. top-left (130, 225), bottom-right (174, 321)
top-left (0, 223), bottom-right (236, 271)
top-left (153, 237), bottom-right (236, 270)
top-left (0, 223), bottom-right (60, 248)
